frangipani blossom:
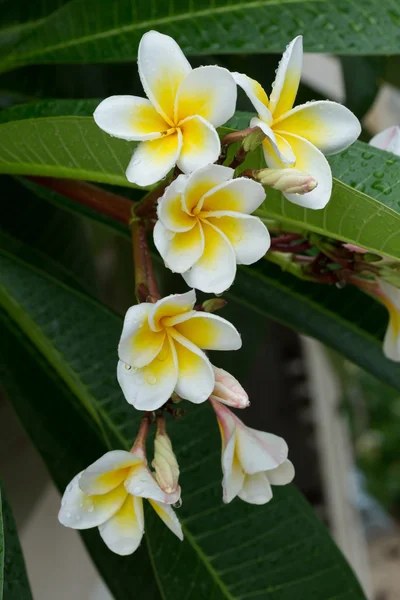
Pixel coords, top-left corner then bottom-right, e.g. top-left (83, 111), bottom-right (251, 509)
top-left (154, 164), bottom-right (270, 293)
top-left (233, 36), bottom-right (361, 209)
top-left (117, 290), bottom-right (241, 410)
top-left (58, 447), bottom-right (182, 556)
top-left (376, 278), bottom-right (400, 362)
top-left (94, 30), bottom-right (236, 187)
top-left (210, 366), bottom-right (249, 408)
top-left (370, 125), bottom-right (400, 155)
top-left (211, 400), bottom-right (294, 504)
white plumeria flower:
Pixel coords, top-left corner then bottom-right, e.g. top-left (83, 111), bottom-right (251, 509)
top-left (211, 399), bottom-right (294, 504)
top-left (210, 366), bottom-right (249, 409)
top-left (370, 125), bottom-right (400, 155)
top-left (233, 36), bottom-right (361, 210)
top-left (376, 278), bottom-right (400, 361)
top-left (93, 30), bottom-right (237, 187)
top-left (117, 289), bottom-right (241, 410)
top-left (154, 164), bottom-right (270, 293)
top-left (58, 447), bottom-right (182, 556)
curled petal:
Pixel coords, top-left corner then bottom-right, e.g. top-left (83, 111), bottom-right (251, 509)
top-left (59, 474), bottom-right (127, 530)
top-left (182, 221), bottom-right (236, 294)
top-left (79, 450), bottom-right (140, 496)
top-left (94, 96), bottom-right (171, 141)
top-left (269, 35), bottom-right (303, 119)
top-left (232, 72), bottom-right (272, 123)
top-left (267, 460), bottom-right (295, 485)
top-left (200, 176), bottom-right (266, 214)
top-left (238, 472), bottom-right (273, 505)
top-left (158, 175), bottom-right (195, 232)
top-left (167, 311), bottom-right (242, 351)
top-left (138, 30), bottom-right (191, 125)
top-left (126, 130), bottom-right (182, 187)
top-left (210, 366), bottom-right (249, 409)
top-left (99, 496), bottom-right (144, 556)
top-left (236, 425), bottom-right (288, 475)
top-left (378, 279), bottom-right (400, 362)
top-left (206, 212), bottom-right (270, 265)
top-left (274, 100), bottom-right (361, 155)
top-left (149, 500), bottom-right (183, 541)
top-left (148, 290), bottom-right (196, 332)
top-left (154, 220), bottom-right (205, 274)
top-left (251, 117), bottom-right (295, 165)
top-left (125, 462), bottom-right (180, 504)
top-left (175, 65), bottom-right (237, 127)
top-left (177, 115), bottom-right (221, 174)
top-left (119, 304), bottom-right (165, 369)
top-left (117, 336), bottom-right (178, 411)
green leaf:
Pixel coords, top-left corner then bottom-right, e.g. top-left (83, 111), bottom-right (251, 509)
top-left (340, 56), bottom-right (381, 120)
top-left (0, 250), bottom-right (366, 599)
top-left (0, 482), bottom-right (33, 599)
top-left (1, 0), bottom-right (400, 73)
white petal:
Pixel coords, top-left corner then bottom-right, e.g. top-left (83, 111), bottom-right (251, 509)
top-left (182, 164), bottom-right (235, 215)
top-left (236, 424), bottom-right (288, 475)
top-left (157, 174), bottom-right (195, 232)
top-left (251, 116), bottom-right (295, 165)
top-left (238, 472), bottom-right (273, 505)
top-left (182, 221), bottom-right (236, 294)
top-left (169, 331), bottom-right (215, 403)
top-left (177, 115), bottom-right (220, 174)
top-left (93, 96), bottom-right (171, 141)
top-left (269, 35), bottom-right (303, 119)
top-left (79, 450), bottom-right (140, 495)
top-left (274, 100), bottom-right (361, 155)
top-left (379, 280), bottom-right (400, 361)
top-left (206, 212), bottom-right (270, 265)
top-left (148, 500), bottom-right (183, 540)
top-left (167, 311), bottom-right (242, 350)
top-left (154, 220), bottom-right (205, 273)
top-left (117, 336), bottom-right (178, 411)
top-left (99, 496), bottom-right (144, 556)
top-left (370, 126), bottom-right (400, 156)
top-left (126, 130), bottom-right (182, 187)
top-left (58, 474), bottom-right (127, 530)
top-left (379, 279), bottom-right (400, 310)
top-left (125, 463), bottom-right (180, 504)
top-left (267, 460), bottom-right (295, 485)
top-left (265, 132), bottom-right (332, 209)
top-left (119, 304), bottom-right (165, 368)
top-left (138, 30), bottom-right (191, 125)
top-left (232, 72), bottom-right (272, 123)
top-left (199, 176), bottom-right (266, 214)
top-left (148, 290), bottom-right (196, 332)
top-left (175, 65), bottom-right (237, 127)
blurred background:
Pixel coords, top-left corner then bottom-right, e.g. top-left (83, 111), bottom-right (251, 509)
top-left (1, 52), bottom-right (400, 600)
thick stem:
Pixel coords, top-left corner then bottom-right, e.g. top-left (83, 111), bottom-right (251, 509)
top-left (221, 127), bottom-right (258, 147)
top-left (134, 179), bottom-right (169, 217)
top-left (131, 414), bottom-right (150, 453)
top-left (131, 219), bottom-right (160, 302)
top-left (27, 176), bottom-right (132, 224)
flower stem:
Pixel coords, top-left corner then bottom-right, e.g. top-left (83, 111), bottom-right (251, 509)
top-left (131, 414), bottom-right (150, 453)
top-left (131, 219), bottom-right (160, 303)
top-left (134, 179), bottom-right (170, 218)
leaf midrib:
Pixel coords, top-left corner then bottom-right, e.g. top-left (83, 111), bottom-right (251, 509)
top-left (4, 0), bottom-right (323, 63)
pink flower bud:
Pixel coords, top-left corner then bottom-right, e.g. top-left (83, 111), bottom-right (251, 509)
top-left (370, 126), bottom-right (400, 156)
top-left (255, 168), bottom-right (318, 195)
top-left (210, 366), bottom-right (249, 408)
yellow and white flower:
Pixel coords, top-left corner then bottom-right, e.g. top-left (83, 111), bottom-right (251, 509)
top-left (233, 36), bottom-right (361, 209)
top-left (376, 278), bottom-right (400, 361)
top-left (58, 447), bottom-right (182, 556)
top-left (370, 125), bottom-right (400, 155)
top-left (94, 30), bottom-right (236, 187)
top-left (117, 290), bottom-right (241, 410)
top-left (211, 400), bottom-right (294, 504)
top-left (154, 164), bottom-right (270, 293)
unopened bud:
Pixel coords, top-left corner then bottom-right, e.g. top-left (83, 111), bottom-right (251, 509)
top-left (256, 168), bottom-right (318, 195)
top-left (152, 419), bottom-right (180, 495)
top-left (202, 298), bottom-right (227, 313)
top-left (210, 366), bottom-right (249, 409)
top-left (242, 128), bottom-right (266, 153)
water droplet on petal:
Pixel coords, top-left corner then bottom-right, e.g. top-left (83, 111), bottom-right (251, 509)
top-left (173, 498), bottom-right (182, 509)
top-left (146, 374), bottom-right (157, 385)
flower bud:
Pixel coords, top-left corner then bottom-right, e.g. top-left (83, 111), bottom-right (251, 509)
top-left (210, 366), bottom-right (249, 409)
top-left (255, 168), bottom-right (318, 195)
top-left (152, 419), bottom-right (180, 495)
top-left (201, 298), bottom-right (227, 313)
top-left (242, 128), bottom-right (266, 153)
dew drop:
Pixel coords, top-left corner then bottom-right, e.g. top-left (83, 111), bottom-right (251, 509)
top-left (124, 364), bottom-right (132, 371)
top-left (173, 498), bottom-right (182, 509)
top-left (146, 374), bottom-right (157, 385)
top-left (133, 486), bottom-right (142, 495)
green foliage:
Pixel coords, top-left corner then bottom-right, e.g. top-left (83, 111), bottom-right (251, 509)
top-left (0, 0), bottom-right (399, 73)
top-left (0, 250), bottom-right (366, 599)
top-left (0, 483), bottom-right (33, 599)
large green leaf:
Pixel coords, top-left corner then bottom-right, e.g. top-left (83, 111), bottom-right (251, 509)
top-left (0, 102), bottom-right (400, 258)
top-left (0, 250), bottom-right (366, 599)
top-left (1, 0), bottom-right (400, 73)
top-left (0, 482), bottom-right (33, 600)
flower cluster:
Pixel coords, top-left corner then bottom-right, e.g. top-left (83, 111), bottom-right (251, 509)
top-left (60, 31), bottom-right (366, 555)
